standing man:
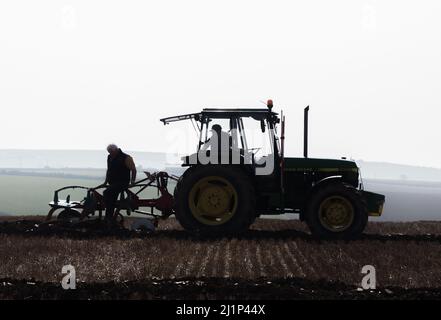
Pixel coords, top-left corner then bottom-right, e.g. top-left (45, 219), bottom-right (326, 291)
top-left (102, 144), bottom-right (137, 223)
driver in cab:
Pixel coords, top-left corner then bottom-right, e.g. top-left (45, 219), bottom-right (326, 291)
top-left (200, 124), bottom-right (232, 162)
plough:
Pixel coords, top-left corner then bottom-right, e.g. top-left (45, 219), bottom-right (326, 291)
top-left (46, 171), bottom-right (179, 227)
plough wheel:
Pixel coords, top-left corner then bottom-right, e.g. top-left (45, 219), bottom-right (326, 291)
top-left (57, 209), bottom-right (82, 221)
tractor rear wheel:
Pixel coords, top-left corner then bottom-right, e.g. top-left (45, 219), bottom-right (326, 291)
top-left (174, 165), bottom-right (256, 236)
top-left (306, 183), bottom-right (367, 239)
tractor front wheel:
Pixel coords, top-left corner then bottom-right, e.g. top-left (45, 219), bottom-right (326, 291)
top-left (306, 183), bottom-right (367, 239)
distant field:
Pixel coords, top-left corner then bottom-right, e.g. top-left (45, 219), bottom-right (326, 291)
top-left (364, 179), bottom-right (441, 221)
top-left (0, 168), bottom-right (106, 178)
top-left (1, 170), bottom-right (441, 221)
top-left (0, 175), bottom-right (100, 215)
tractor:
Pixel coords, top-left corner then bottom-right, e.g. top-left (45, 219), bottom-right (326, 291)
top-left (45, 100), bottom-right (384, 239)
top-left (161, 100), bottom-right (385, 239)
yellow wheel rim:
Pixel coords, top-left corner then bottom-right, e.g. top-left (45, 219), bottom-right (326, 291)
top-left (188, 176), bottom-right (238, 226)
top-left (319, 196), bottom-right (354, 232)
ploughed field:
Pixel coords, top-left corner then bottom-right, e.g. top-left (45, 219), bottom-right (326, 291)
top-left (1, 216), bottom-right (441, 299)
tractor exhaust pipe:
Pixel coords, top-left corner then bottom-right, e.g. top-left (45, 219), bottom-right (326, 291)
top-left (304, 106), bottom-right (309, 158)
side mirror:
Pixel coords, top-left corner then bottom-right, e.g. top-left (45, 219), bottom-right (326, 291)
top-left (260, 120), bottom-right (266, 133)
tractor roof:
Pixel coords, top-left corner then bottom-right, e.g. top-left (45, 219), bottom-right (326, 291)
top-left (160, 108), bottom-right (279, 124)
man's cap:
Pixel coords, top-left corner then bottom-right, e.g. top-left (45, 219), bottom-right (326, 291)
top-left (107, 144), bottom-right (118, 151)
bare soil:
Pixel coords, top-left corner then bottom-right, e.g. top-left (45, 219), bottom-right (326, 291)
top-left (1, 216), bottom-right (441, 299)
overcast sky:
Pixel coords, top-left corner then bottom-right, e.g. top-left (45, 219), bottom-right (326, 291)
top-left (0, 1), bottom-right (440, 168)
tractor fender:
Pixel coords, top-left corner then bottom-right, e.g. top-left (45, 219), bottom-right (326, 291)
top-left (311, 175), bottom-right (343, 190)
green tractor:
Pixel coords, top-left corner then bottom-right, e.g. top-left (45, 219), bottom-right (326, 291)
top-left (161, 100), bottom-right (385, 239)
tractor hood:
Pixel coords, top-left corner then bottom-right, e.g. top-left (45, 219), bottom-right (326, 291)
top-left (283, 157), bottom-right (358, 173)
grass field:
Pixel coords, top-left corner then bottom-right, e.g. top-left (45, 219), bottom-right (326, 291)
top-left (0, 175), bottom-right (100, 215)
top-left (1, 217), bottom-right (441, 299)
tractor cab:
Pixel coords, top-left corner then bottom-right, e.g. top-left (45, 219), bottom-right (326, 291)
top-left (160, 101), bottom-right (282, 175)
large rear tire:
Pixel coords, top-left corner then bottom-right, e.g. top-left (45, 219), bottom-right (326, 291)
top-left (306, 183), bottom-right (367, 239)
top-left (174, 165), bottom-right (256, 236)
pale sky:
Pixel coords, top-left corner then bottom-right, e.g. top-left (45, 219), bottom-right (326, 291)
top-left (0, 1), bottom-right (440, 168)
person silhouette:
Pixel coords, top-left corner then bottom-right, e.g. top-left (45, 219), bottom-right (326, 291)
top-left (200, 124), bottom-right (232, 161)
top-left (101, 144), bottom-right (137, 224)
